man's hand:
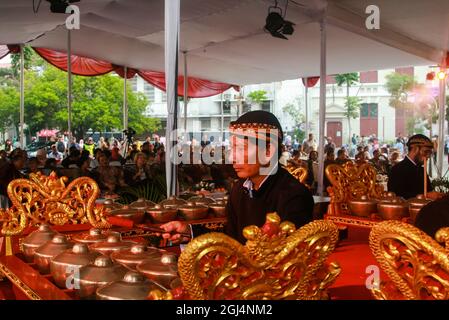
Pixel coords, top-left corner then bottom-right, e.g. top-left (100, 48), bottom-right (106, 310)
top-left (159, 221), bottom-right (190, 244)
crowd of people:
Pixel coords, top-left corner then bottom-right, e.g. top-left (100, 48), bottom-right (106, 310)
top-left (277, 132), bottom-right (442, 195)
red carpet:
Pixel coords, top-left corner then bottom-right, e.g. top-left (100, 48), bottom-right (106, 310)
top-left (328, 227), bottom-right (385, 300)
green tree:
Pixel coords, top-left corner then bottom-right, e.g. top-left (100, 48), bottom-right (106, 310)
top-left (247, 90), bottom-right (268, 110)
top-left (10, 46), bottom-right (43, 78)
top-left (1, 61), bottom-right (160, 140)
top-left (335, 73), bottom-right (360, 144)
top-left (282, 98), bottom-right (306, 142)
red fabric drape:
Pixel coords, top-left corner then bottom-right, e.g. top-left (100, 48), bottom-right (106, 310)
top-left (302, 76), bottom-right (320, 88)
top-left (113, 65), bottom-right (138, 79)
top-left (138, 70), bottom-right (239, 98)
top-left (34, 47), bottom-right (114, 76)
top-left (32, 47), bottom-right (237, 97)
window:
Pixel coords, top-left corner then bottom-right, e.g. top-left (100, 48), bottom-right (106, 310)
top-left (223, 100), bottom-right (231, 114)
top-left (360, 103), bottom-right (378, 118)
top-left (143, 83), bottom-right (155, 102)
top-left (200, 119), bottom-right (211, 131)
top-left (261, 101), bottom-right (271, 112)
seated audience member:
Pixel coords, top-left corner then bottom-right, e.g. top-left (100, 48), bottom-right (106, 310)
top-left (36, 148), bottom-right (47, 169)
top-left (126, 152), bottom-right (151, 186)
top-left (304, 150), bottom-right (318, 190)
top-left (355, 151), bottom-right (368, 165)
top-left (48, 144), bottom-right (63, 163)
top-left (0, 151), bottom-right (26, 197)
top-left (91, 152), bottom-right (127, 193)
top-left (323, 148), bottom-right (336, 193)
top-left (26, 157), bottom-right (40, 176)
top-left (110, 147), bottom-right (124, 166)
top-left (61, 147), bottom-right (81, 168)
top-left (78, 155), bottom-right (92, 177)
top-left (335, 148), bottom-right (351, 166)
top-left (90, 148), bottom-right (102, 169)
top-left (369, 149), bottom-right (390, 174)
top-left (287, 149), bottom-right (302, 167)
top-left (415, 195), bottom-right (449, 238)
top-left (44, 158), bottom-right (58, 172)
top-left (390, 151), bottom-right (401, 166)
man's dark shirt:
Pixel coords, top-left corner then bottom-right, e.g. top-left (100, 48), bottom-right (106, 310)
top-left (225, 166), bottom-right (314, 244)
top-left (415, 195), bottom-right (449, 238)
top-left (387, 156), bottom-right (432, 199)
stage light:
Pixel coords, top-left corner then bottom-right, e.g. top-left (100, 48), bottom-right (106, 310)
top-left (46, 0), bottom-right (80, 14)
top-left (437, 69), bottom-right (447, 80)
top-left (264, 1), bottom-right (295, 40)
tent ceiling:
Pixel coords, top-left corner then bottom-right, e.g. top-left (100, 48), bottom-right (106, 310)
top-left (0, 0), bottom-right (448, 85)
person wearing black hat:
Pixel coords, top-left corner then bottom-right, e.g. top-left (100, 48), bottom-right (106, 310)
top-left (160, 111), bottom-right (314, 244)
top-left (387, 134), bottom-right (442, 200)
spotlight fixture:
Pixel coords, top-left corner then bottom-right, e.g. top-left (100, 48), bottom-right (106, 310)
top-left (264, 0), bottom-right (295, 40)
top-left (46, 0), bottom-right (80, 14)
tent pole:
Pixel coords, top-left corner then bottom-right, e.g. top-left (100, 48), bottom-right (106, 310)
top-left (305, 78), bottom-right (309, 140)
top-left (19, 44), bottom-right (24, 148)
top-left (67, 29), bottom-right (72, 144)
top-left (183, 52), bottom-right (188, 139)
top-left (437, 64), bottom-right (447, 178)
top-left (221, 92), bottom-right (224, 142)
top-left (317, 17), bottom-right (327, 196)
top-left (123, 66), bottom-right (128, 132)
top-left (164, 0), bottom-right (180, 198)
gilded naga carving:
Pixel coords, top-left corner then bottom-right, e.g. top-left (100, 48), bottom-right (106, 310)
top-left (369, 221), bottom-right (449, 300)
top-left (150, 213), bottom-right (341, 300)
top-left (284, 165), bottom-right (308, 185)
top-left (0, 172), bottom-right (110, 236)
top-left (325, 162), bottom-right (384, 215)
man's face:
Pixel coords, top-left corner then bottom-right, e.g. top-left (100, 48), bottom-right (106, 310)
top-left (230, 136), bottom-right (261, 179)
top-left (412, 146), bottom-right (433, 164)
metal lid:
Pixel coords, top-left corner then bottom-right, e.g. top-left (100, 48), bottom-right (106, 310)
top-left (111, 245), bottom-right (162, 270)
top-left (147, 204), bottom-right (177, 214)
top-left (159, 197), bottom-right (187, 208)
top-left (349, 195), bottom-right (378, 205)
top-left (178, 202), bottom-right (208, 211)
top-left (51, 243), bottom-right (100, 266)
top-left (129, 198), bottom-right (156, 210)
top-left (23, 224), bottom-right (57, 247)
top-left (72, 228), bottom-right (108, 244)
top-left (208, 200), bottom-right (227, 209)
top-left (96, 271), bottom-right (160, 300)
top-left (79, 256), bottom-right (128, 284)
top-left (90, 234), bottom-right (134, 255)
top-left (408, 194), bottom-right (432, 207)
top-left (188, 194), bottom-right (216, 205)
top-left (34, 234), bottom-right (73, 258)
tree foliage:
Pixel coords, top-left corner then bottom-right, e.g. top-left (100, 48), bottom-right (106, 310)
top-left (282, 98), bottom-right (306, 143)
top-left (335, 73), bottom-right (359, 89)
top-left (0, 57), bottom-right (160, 139)
top-left (343, 96), bottom-right (362, 119)
top-left (336, 73), bottom-right (360, 144)
top-left (385, 72), bottom-right (416, 110)
top-left (247, 90), bottom-right (268, 104)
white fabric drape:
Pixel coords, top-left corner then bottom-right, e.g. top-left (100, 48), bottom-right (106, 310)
top-left (165, 0), bottom-right (180, 197)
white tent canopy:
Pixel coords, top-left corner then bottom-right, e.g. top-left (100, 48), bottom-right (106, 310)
top-left (1, 0), bottom-right (448, 85)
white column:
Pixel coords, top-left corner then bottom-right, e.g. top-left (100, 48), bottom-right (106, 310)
top-left (67, 30), bottom-right (72, 143)
top-left (437, 67), bottom-right (447, 178)
top-left (123, 66), bottom-right (128, 131)
top-left (183, 52), bottom-right (188, 137)
top-left (165, 0), bottom-right (180, 197)
top-left (19, 44), bottom-right (25, 147)
top-left (305, 79), bottom-right (309, 138)
top-left (317, 18), bottom-right (327, 196)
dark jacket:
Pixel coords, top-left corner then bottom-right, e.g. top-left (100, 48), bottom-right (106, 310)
top-left (415, 195), bottom-right (449, 238)
top-left (387, 156), bottom-right (432, 199)
top-left (225, 166), bottom-right (314, 244)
